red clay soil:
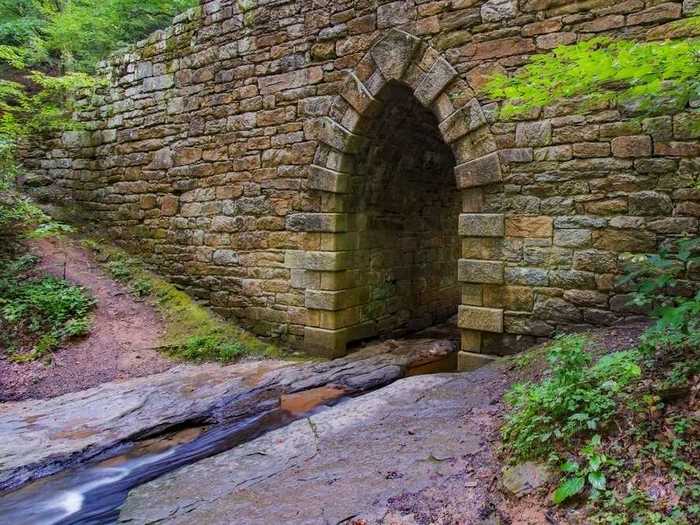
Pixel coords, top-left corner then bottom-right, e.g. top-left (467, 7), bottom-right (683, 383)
top-left (0, 238), bottom-right (174, 402)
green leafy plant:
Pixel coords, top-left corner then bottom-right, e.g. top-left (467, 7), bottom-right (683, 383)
top-left (178, 334), bottom-right (249, 362)
top-left (554, 435), bottom-right (613, 504)
top-left (0, 0), bottom-right (199, 72)
top-left (502, 335), bottom-right (641, 462)
top-left (620, 237), bottom-right (700, 352)
top-left (0, 256), bottom-right (95, 361)
top-left (485, 35), bottom-right (700, 118)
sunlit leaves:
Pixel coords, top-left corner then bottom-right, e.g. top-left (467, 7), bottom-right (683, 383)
top-left (486, 36), bottom-right (700, 118)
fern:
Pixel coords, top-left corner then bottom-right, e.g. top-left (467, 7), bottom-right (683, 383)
top-left (486, 36), bottom-right (700, 118)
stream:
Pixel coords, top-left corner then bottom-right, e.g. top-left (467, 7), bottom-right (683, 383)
top-left (0, 403), bottom-right (338, 525)
top-left (0, 335), bottom-right (461, 525)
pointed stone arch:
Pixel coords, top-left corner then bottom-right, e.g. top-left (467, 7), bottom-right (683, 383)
top-left (288, 29), bottom-right (506, 363)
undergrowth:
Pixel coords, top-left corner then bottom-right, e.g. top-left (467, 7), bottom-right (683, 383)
top-left (0, 252), bottom-right (94, 362)
top-left (501, 236), bottom-right (700, 524)
top-left (81, 239), bottom-right (280, 363)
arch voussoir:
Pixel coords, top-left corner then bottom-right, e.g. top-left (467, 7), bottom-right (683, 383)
top-left (305, 116), bottom-right (367, 155)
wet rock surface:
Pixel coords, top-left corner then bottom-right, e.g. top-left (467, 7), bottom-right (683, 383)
top-left (119, 366), bottom-right (509, 525)
top-left (0, 338), bottom-right (456, 492)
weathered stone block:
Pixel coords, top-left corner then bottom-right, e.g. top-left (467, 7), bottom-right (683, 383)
top-left (646, 217), bottom-right (698, 234)
top-left (212, 250), bottom-right (239, 265)
top-left (304, 251), bottom-right (354, 271)
top-left (340, 73), bottom-right (382, 117)
top-left (304, 117), bottom-right (367, 154)
top-left (553, 229), bottom-right (591, 248)
top-left (563, 290), bottom-right (609, 308)
top-left (481, 0), bottom-right (517, 22)
top-left (506, 216), bottom-right (553, 238)
top-left (593, 230), bottom-right (657, 253)
top-left (459, 213), bottom-right (505, 237)
top-left (303, 326), bottom-right (348, 358)
top-left (627, 3), bottom-right (682, 26)
top-left (628, 191), bottom-right (673, 216)
top-left (308, 165), bottom-right (351, 194)
top-left (534, 297), bottom-right (582, 323)
top-left (458, 305), bottom-right (504, 333)
top-left (573, 250), bottom-right (619, 273)
top-left (461, 284), bottom-right (483, 306)
top-left (611, 135), bottom-right (652, 158)
top-left (286, 213), bottom-right (348, 233)
top-left (439, 99), bottom-right (486, 143)
top-left (455, 152), bottom-right (502, 189)
top-left (377, 1), bottom-right (415, 28)
top-left (414, 58), bottom-right (457, 107)
top-left (458, 259), bottom-right (505, 284)
top-left (554, 216), bottom-right (607, 229)
top-left (515, 121), bottom-right (552, 147)
top-left (370, 29), bottom-right (421, 80)
top-left (505, 267), bottom-right (549, 287)
top-left (483, 285), bottom-right (534, 311)
top-left (305, 287), bottom-right (367, 310)
top-left (460, 329), bottom-right (482, 353)
top-left (549, 270), bottom-right (596, 290)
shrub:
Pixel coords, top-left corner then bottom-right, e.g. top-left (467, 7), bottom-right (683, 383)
top-left (0, 256), bottom-right (95, 361)
top-left (502, 335), bottom-right (641, 462)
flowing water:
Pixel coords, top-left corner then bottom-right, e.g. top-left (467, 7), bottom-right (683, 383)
top-left (0, 341), bottom-right (459, 525)
top-left (0, 386), bottom-right (351, 525)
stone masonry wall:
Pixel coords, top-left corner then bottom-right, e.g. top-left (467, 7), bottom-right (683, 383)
top-left (21, 0), bottom-right (700, 365)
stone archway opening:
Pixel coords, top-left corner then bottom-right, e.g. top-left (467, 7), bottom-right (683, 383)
top-left (299, 29), bottom-right (506, 362)
top-left (353, 81), bottom-right (461, 339)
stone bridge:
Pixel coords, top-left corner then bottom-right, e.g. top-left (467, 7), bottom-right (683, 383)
top-left (23, 0), bottom-right (700, 367)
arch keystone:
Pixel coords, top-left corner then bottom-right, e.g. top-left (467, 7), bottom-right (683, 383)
top-left (369, 28), bottom-right (422, 81)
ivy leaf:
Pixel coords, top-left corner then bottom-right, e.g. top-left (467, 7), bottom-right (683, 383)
top-left (588, 471), bottom-right (606, 490)
top-left (552, 477), bottom-right (585, 504)
top-left (560, 460), bottom-right (579, 473)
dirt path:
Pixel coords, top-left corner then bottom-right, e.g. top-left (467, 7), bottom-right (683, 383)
top-left (0, 238), bottom-right (174, 401)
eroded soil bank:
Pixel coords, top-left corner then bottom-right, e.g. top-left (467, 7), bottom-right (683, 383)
top-left (0, 238), bottom-right (173, 401)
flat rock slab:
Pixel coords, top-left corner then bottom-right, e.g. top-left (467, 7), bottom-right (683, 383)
top-left (0, 338), bottom-right (455, 492)
top-left (119, 366), bottom-right (507, 525)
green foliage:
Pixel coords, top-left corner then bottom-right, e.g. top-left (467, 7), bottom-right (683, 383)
top-left (0, 1), bottom-right (43, 47)
top-left (621, 237), bottom-right (700, 352)
top-left (502, 335), bottom-right (641, 463)
top-left (39, 0), bottom-right (198, 72)
top-left (178, 334), bottom-right (249, 362)
top-left (0, 1), bottom-right (197, 249)
top-left (554, 435), bottom-right (614, 504)
top-left (485, 36), bottom-right (700, 118)
top-left (0, 254), bottom-right (94, 361)
top-left (0, 0), bottom-right (198, 72)
top-left (0, 70), bottom-right (103, 140)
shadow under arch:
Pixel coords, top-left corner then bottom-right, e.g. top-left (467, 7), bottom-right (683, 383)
top-left (290, 28), bottom-right (507, 359)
